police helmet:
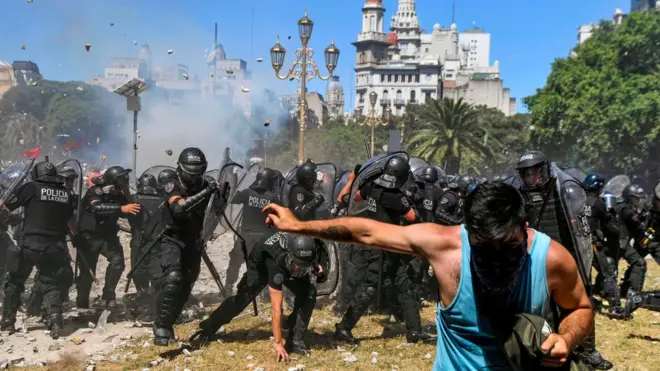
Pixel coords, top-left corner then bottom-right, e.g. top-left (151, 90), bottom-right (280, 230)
top-left (622, 184), bottom-right (645, 204)
top-left (57, 164), bottom-right (79, 179)
top-left (296, 160), bottom-right (318, 187)
top-left (583, 173), bottom-right (606, 191)
top-left (176, 147), bottom-right (208, 190)
top-left (516, 150), bottom-right (550, 190)
top-left (448, 174), bottom-right (474, 194)
top-left (31, 161), bottom-right (61, 183)
top-left (285, 234), bottom-right (317, 278)
top-left (252, 167), bottom-right (277, 190)
top-left (602, 190), bottom-right (616, 211)
top-left (374, 156), bottom-right (410, 189)
top-left (157, 169), bottom-right (177, 186)
top-left (137, 173), bottom-right (159, 195)
top-left (103, 166), bottom-right (132, 187)
top-left (476, 176), bottom-right (488, 185)
top-left (420, 166), bottom-right (439, 184)
top-left (438, 174), bottom-right (452, 189)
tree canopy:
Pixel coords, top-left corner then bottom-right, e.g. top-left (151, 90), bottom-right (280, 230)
top-left (524, 10), bottom-right (660, 177)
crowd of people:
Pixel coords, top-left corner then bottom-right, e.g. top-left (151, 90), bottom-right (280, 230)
top-left (0, 147), bottom-right (657, 370)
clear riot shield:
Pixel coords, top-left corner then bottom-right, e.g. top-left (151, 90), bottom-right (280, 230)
top-left (562, 167), bottom-right (587, 184)
top-left (552, 163), bottom-right (593, 286)
top-left (334, 170), bottom-right (352, 201)
top-left (56, 159), bottom-right (85, 226)
top-left (280, 163), bottom-right (336, 220)
top-left (604, 175), bottom-right (631, 202)
top-left (409, 156), bottom-right (429, 175)
top-left (202, 148), bottom-right (243, 243)
top-left (654, 180), bottom-right (660, 200)
top-left (347, 152), bottom-right (410, 216)
top-left (316, 240), bottom-right (340, 296)
top-left (500, 169), bottom-right (522, 189)
top-left (226, 163), bottom-right (261, 230)
top-left (0, 159), bottom-right (35, 205)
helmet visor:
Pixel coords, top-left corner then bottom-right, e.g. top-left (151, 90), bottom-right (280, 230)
top-left (285, 254), bottom-right (313, 278)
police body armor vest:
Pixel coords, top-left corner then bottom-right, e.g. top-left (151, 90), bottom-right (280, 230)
top-left (523, 187), bottom-right (574, 251)
top-left (242, 189), bottom-right (277, 232)
top-left (132, 193), bottom-right (170, 247)
top-left (24, 181), bottom-right (73, 238)
top-left (420, 186), bottom-right (436, 223)
top-left (359, 185), bottom-right (397, 224)
top-left (289, 184), bottom-right (316, 221)
top-left (263, 232), bottom-right (289, 266)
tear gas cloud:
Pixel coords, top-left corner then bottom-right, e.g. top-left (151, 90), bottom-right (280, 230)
top-left (14, 0), bottom-right (290, 173)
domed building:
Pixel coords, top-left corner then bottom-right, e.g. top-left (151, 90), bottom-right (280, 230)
top-left (326, 76), bottom-right (344, 118)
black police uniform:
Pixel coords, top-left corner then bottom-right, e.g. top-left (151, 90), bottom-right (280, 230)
top-left (288, 184), bottom-right (324, 221)
top-left (75, 185), bottom-right (129, 307)
top-left (197, 232), bottom-right (319, 350)
top-left (585, 192), bottom-right (622, 307)
top-left (434, 190), bottom-right (463, 225)
top-left (338, 181), bottom-right (423, 342)
top-left (224, 185), bottom-right (279, 294)
top-left (155, 177), bottom-right (213, 344)
top-left (413, 182), bottom-right (444, 224)
top-left (617, 202), bottom-right (649, 296)
top-left (0, 208), bottom-right (22, 287)
top-left (0, 169), bottom-right (75, 336)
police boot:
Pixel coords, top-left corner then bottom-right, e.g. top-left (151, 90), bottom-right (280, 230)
top-left (76, 295), bottom-right (90, 309)
top-left (624, 290), bottom-right (643, 317)
top-left (154, 327), bottom-right (176, 346)
top-left (406, 330), bottom-right (436, 344)
top-left (579, 350), bottom-right (613, 370)
top-left (333, 324), bottom-right (360, 344)
top-left (46, 314), bottom-right (63, 340)
top-left (0, 320), bottom-right (16, 335)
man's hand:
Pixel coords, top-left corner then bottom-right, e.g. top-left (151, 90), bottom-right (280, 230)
top-left (315, 264), bottom-right (328, 283)
top-left (274, 343), bottom-right (289, 362)
top-left (540, 333), bottom-right (569, 368)
top-left (121, 203), bottom-right (141, 215)
top-left (263, 203), bottom-right (301, 232)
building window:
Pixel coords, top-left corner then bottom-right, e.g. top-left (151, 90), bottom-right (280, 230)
top-left (383, 90), bottom-right (389, 99)
top-left (370, 16), bottom-right (375, 31)
top-left (410, 90), bottom-right (416, 101)
top-left (407, 75), bottom-right (412, 83)
top-left (388, 75), bottom-right (392, 83)
top-left (425, 48), bottom-right (429, 52)
top-left (425, 92), bottom-right (432, 102)
top-left (359, 93), bottom-right (364, 103)
top-left (380, 74), bottom-right (384, 83)
top-left (359, 52), bottom-right (366, 64)
top-left (446, 74), bottom-right (453, 79)
top-left (396, 90), bottom-right (402, 100)
top-left (415, 75), bottom-right (420, 83)
top-left (394, 75), bottom-right (399, 83)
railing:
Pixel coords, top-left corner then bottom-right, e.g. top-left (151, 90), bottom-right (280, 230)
top-left (380, 98), bottom-right (391, 105)
top-left (394, 98), bottom-right (405, 106)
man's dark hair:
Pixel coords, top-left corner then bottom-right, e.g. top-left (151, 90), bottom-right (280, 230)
top-left (464, 182), bottom-right (527, 246)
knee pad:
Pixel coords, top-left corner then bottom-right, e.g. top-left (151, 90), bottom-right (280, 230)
top-left (356, 286), bottom-right (377, 302)
top-left (163, 270), bottom-right (183, 294)
top-left (635, 259), bottom-right (647, 272)
top-left (108, 258), bottom-right (126, 272)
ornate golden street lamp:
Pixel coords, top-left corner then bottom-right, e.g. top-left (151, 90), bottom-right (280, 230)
top-left (269, 12), bottom-right (340, 164)
top-left (356, 91), bottom-right (391, 156)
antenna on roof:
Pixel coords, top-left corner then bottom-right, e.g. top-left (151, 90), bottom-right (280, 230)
top-left (452, 0), bottom-right (456, 24)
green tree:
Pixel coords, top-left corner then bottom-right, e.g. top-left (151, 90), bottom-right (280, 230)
top-left (524, 10), bottom-right (660, 175)
top-left (404, 98), bottom-right (497, 174)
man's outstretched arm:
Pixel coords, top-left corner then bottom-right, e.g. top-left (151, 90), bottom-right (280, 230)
top-left (263, 203), bottom-right (446, 258)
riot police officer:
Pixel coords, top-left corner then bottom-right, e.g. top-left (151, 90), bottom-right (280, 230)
top-left (0, 161), bottom-right (75, 339)
top-left (154, 147), bottom-right (221, 346)
top-left (288, 160), bottom-right (324, 221)
top-left (618, 184), bottom-right (649, 297)
top-left (413, 166), bottom-right (444, 223)
top-left (190, 232), bottom-right (326, 359)
top-left (26, 164), bottom-right (80, 317)
top-left (126, 173), bottom-right (170, 320)
top-left (583, 173), bottom-right (625, 317)
top-left (0, 168), bottom-right (24, 291)
top-left (225, 167), bottom-right (280, 294)
top-left (336, 156), bottom-right (430, 344)
top-left (75, 165), bottom-right (140, 308)
top-left (435, 174), bottom-right (472, 226)
top-left (624, 179), bottom-right (660, 316)
top-left (515, 150), bottom-right (612, 370)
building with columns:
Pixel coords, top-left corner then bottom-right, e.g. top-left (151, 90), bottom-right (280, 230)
top-left (326, 76), bottom-right (345, 118)
top-left (353, 0), bottom-right (515, 117)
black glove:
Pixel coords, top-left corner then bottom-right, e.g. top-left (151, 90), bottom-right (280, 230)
top-left (71, 234), bottom-right (84, 248)
top-left (314, 193), bottom-right (325, 204)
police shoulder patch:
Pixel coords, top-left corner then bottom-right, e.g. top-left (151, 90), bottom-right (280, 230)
top-left (440, 197), bottom-right (449, 205)
top-left (273, 273), bottom-right (284, 285)
top-left (165, 182), bottom-right (175, 194)
top-left (296, 193), bottom-right (304, 202)
top-left (94, 187), bottom-right (103, 196)
top-left (401, 197), bottom-right (410, 208)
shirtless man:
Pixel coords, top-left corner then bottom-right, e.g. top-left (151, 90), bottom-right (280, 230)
top-left (264, 181), bottom-right (593, 370)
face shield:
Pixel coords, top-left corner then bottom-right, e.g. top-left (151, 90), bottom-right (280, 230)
top-left (178, 168), bottom-right (204, 191)
top-left (285, 254), bottom-right (314, 278)
top-left (518, 164), bottom-right (549, 190)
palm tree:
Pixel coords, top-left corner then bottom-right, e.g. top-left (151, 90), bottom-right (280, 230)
top-left (406, 98), bottom-right (498, 174)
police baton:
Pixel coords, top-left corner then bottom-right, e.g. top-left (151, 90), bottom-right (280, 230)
top-left (124, 228), bottom-right (167, 293)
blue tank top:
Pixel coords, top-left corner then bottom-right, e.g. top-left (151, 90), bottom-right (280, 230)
top-left (433, 225), bottom-right (551, 370)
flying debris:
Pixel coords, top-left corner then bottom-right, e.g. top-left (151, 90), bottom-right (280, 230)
top-left (84, 44), bottom-right (91, 52)
top-left (76, 86), bottom-right (84, 91)
top-left (182, 73), bottom-right (189, 80)
top-left (209, 73), bottom-right (215, 79)
top-left (20, 44), bottom-right (26, 51)
top-left (63, 93), bottom-right (67, 97)
top-left (97, 137), bottom-right (100, 144)
top-left (27, 0), bottom-right (33, 3)
top-left (109, 22), bottom-right (115, 27)
top-left (225, 67), bottom-right (234, 74)
top-left (167, 49), bottom-right (174, 55)
top-left (289, 76), bottom-right (295, 81)
top-left (30, 81), bottom-right (38, 86)
top-left (288, 36), bottom-right (291, 40)
top-left (240, 86), bottom-right (250, 93)
top-left (256, 57), bottom-right (264, 62)
top-left (264, 120), bottom-right (271, 127)
top-left (165, 149), bottom-right (173, 156)
top-left (133, 40), bottom-right (137, 45)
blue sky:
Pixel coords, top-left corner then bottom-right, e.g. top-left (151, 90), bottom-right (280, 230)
top-left (2, 0), bottom-right (630, 113)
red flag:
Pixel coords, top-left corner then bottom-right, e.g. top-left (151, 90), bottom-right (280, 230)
top-left (23, 145), bottom-right (42, 159)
